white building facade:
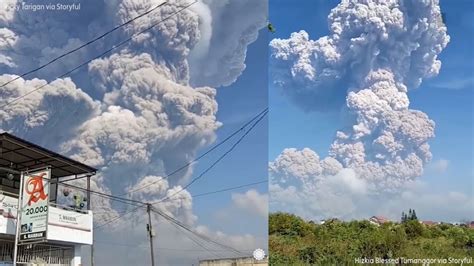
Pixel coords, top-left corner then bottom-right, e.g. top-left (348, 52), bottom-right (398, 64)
top-left (0, 133), bottom-right (95, 266)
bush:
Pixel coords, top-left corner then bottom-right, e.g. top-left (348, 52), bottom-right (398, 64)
top-left (403, 220), bottom-right (425, 239)
top-left (298, 246), bottom-right (318, 264)
top-left (269, 212), bottom-right (313, 237)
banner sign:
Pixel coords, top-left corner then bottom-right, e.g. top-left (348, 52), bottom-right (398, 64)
top-left (0, 193), bottom-right (18, 219)
top-left (19, 169), bottom-right (50, 242)
top-left (48, 207), bottom-right (91, 232)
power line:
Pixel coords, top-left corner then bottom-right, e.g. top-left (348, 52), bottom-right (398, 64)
top-left (58, 108), bottom-right (268, 209)
top-left (191, 180), bottom-right (268, 199)
top-left (94, 241), bottom-right (147, 248)
top-left (153, 109), bottom-right (268, 204)
top-left (1, 136), bottom-right (146, 209)
top-left (0, 0), bottom-right (198, 110)
top-left (56, 108), bottom-right (268, 214)
top-left (155, 210), bottom-right (245, 256)
top-left (95, 205), bottom-right (243, 260)
top-left (167, 219), bottom-right (222, 259)
top-left (94, 205), bottom-right (143, 230)
top-left (0, 1), bottom-right (168, 89)
top-left (123, 108), bottom-right (269, 196)
top-left (60, 182), bottom-right (146, 207)
top-left (94, 240), bottom-right (255, 252)
top-left (152, 208), bottom-right (246, 256)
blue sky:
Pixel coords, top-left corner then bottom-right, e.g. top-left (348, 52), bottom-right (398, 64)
top-left (269, 0), bottom-right (473, 221)
top-left (415, 0), bottom-right (474, 194)
top-left (269, 0), bottom-right (346, 160)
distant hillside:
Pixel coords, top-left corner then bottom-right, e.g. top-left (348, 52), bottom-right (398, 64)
top-left (269, 212), bottom-right (474, 265)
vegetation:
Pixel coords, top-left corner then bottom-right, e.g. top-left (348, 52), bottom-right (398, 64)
top-left (269, 212), bottom-right (474, 265)
top-left (401, 209), bottom-right (418, 223)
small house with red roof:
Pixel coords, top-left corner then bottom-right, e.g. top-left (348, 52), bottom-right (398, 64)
top-left (369, 216), bottom-right (389, 226)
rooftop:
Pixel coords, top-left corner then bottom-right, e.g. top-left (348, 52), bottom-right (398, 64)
top-left (0, 132), bottom-right (96, 180)
top-left (370, 216), bottom-right (390, 224)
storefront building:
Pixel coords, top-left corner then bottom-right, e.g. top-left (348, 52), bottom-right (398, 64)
top-left (0, 133), bottom-right (95, 266)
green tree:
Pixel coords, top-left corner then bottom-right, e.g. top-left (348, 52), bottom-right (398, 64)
top-left (401, 211), bottom-right (406, 223)
top-left (403, 220), bottom-right (424, 239)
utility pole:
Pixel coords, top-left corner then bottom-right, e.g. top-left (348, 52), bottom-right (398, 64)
top-left (146, 203), bottom-right (155, 266)
top-left (91, 243), bottom-right (95, 266)
top-left (88, 175), bottom-right (94, 266)
top-left (13, 171), bottom-right (25, 266)
top-left (87, 175), bottom-right (94, 266)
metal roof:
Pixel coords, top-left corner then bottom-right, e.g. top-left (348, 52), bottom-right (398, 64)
top-left (0, 132), bottom-right (96, 179)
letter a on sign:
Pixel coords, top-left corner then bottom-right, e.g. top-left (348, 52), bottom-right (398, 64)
top-left (25, 172), bottom-right (48, 206)
top-left (19, 168), bottom-right (50, 242)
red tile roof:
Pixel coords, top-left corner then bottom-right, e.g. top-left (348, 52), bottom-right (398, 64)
top-left (421, 221), bottom-right (436, 226)
top-left (370, 216), bottom-right (389, 224)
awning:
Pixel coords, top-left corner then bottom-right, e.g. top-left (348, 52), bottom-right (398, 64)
top-left (0, 133), bottom-right (96, 179)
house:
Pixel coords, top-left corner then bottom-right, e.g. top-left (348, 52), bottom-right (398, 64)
top-left (469, 221), bottom-right (474, 229)
top-left (369, 216), bottom-right (389, 226)
top-left (200, 256), bottom-right (268, 266)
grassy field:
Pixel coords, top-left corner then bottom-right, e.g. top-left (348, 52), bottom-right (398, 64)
top-left (269, 212), bottom-right (474, 265)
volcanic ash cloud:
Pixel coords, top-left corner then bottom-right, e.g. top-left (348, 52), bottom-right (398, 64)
top-left (0, 0), bottom-right (266, 227)
top-left (269, 0), bottom-right (450, 197)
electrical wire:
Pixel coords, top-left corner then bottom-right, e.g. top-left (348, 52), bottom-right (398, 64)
top-left (122, 108), bottom-right (269, 196)
top-left (59, 182), bottom-right (146, 207)
top-left (166, 220), bottom-right (222, 258)
top-left (191, 180), bottom-right (268, 199)
top-left (153, 109), bottom-right (268, 204)
top-left (154, 208), bottom-right (245, 256)
top-left (93, 205), bottom-right (143, 230)
top-left (94, 241), bottom-right (147, 248)
top-left (95, 240), bottom-right (255, 252)
top-left (57, 108), bottom-right (268, 212)
top-left (152, 208), bottom-right (246, 256)
top-left (0, 0), bottom-right (198, 110)
top-left (0, 1), bottom-right (168, 89)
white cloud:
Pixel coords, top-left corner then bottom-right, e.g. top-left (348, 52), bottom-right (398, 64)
top-left (269, 148), bottom-right (342, 184)
top-left (270, 151), bottom-right (371, 220)
top-left (232, 189), bottom-right (268, 218)
top-left (429, 76), bottom-right (474, 90)
top-left (427, 159), bottom-right (449, 174)
top-left (269, 166), bottom-right (369, 219)
top-left (379, 187), bottom-right (474, 222)
top-left (270, 149), bottom-right (473, 222)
